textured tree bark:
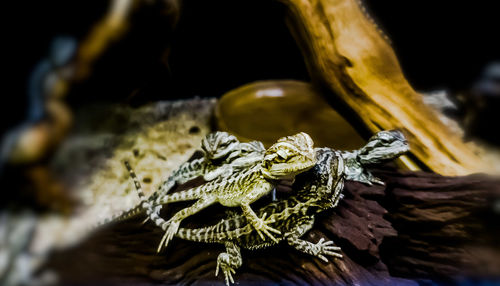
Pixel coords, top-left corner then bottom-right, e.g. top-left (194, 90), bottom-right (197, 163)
top-left (280, 0), bottom-right (488, 176)
top-left (43, 169), bottom-right (499, 285)
top-left (42, 174), bottom-right (413, 286)
top-left (379, 171), bottom-right (500, 281)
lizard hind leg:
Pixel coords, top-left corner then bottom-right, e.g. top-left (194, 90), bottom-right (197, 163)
top-left (285, 217), bottom-right (342, 262)
top-left (146, 157), bottom-right (208, 223)
top-left (216, 242), bottom-right (242, 286)
top-left (123, 161), bottom-right (204, 232)
top-left (145, 184), bottom-right (208, 247)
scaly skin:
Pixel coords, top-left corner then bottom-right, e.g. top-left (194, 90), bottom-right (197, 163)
top-left (174, 130), bottom-right (408, 246)
top-left (340, 130), bottom-right (409, 185)
top-left (125, 130), bottom-right (408, 285)
top-left (174, 147), bottom-right (344, 241)
top-left (143, 133), bottom-right (266, 223)
top-left (145, 132), bottom-right (317, 251)
top-left (126, 147), bottom-right (344, 286)
top-left (97, 131), bottom-right (265, 227)
top-left (176, 147), bottom-right (345, 286)
top-left (177, 130), bottom-right (407, 285)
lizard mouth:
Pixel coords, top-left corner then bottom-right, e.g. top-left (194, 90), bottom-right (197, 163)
top-left (268, 161), bottom-right (315, 179)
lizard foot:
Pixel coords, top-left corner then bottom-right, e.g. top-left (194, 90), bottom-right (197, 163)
top-left (311, 238), bottom-right (342, 262)
top-left (252, 213), bottom-right (281, 243)
top-left (157, 220), bottom-right (180, 252)
top-left (215, 253), bottom-right (236, 286)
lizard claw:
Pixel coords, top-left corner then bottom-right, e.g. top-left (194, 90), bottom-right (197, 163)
top-left (141, 217), bottom-right (150, 225)
top-left (370, 176), bottom-right (385, 185)
top-left (253, 213), bottom-right (281, 243)
top-left (312, 238), bottom-right (342, 262)
top-left (157, 220), bottom-right (180, 252)
top-left (216, 253), bottom-right (236, 286)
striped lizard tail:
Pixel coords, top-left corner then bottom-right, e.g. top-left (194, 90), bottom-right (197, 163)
top-left (124, 161), bottom-right (161, 221)
top-left (91, 161), bottom-right (147, 229)
top-left (176, 217), bottom-right (253, 243)
top-left (93, 204), bottom-right (143, 228)
top-left (124, 161), bottom-right (174, 251)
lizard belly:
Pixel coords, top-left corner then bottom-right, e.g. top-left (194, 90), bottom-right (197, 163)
top-left (217, 180), bottom-right (273, 207)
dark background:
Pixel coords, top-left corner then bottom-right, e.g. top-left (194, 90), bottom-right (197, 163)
top-left (3, 0), bottom-right (499, 135)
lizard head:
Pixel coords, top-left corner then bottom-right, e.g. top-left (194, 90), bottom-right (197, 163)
top-left (261, 132), bottom-right (316, 180)
top-left (357, 130), bottom-right (409, 165)
top-left (201, 131), bottom-right (239, 161)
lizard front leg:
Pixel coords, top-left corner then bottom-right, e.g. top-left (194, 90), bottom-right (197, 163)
top-left (215, 242), bottom-right (242, 286)
top-left (285, 217), bottom-right (342, 262)
top-left (203, 164), bottom-right (233, 181)
top-left (342, 154), bottom-right (384, 186)
top-left (136, 182), bottom-right (206, 239)
top-left (240, 203), bottom-right (280, 243)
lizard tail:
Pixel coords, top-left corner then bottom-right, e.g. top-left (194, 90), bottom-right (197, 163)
top-left (124, 161), bottom-right (169, 230)
top-left (124, 161), bottom-right (147, 201)
top-left (176, 218), bottom-right (253, 243)
top-left (176, 223), bottom-right (221, 243)
top-left (93, 204), bottom-right (143, 229)
top-left (91, 161), bottom-right (147, 230)
top-left (124, 161), bottom-right (160, 215)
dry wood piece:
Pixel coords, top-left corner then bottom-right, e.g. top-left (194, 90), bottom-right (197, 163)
top-left (43, 174), bottom-right (415, 286)
top-left (281, 0), bottom-right (489, 175)
top-left (379, 171), bottom-right (500, 281)
top-left (42, 168), bottom-right (499, 285)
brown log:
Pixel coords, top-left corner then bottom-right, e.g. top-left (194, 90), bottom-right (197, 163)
top-left (281, 0), bottom-right (489, 176)
top-left (378, 170), bottom-right (500, 281)
top-left (42, 168), bottom-right (499, 285)
top-left (43, 173), bottom-right (416, 286)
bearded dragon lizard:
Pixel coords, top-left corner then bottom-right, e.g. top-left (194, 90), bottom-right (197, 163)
top-left (128, 132), bottom-right (317, 251)
top-left (97, 131), bottom-right (265, 226)
top-left (126, 130), bottom-right (409, 285)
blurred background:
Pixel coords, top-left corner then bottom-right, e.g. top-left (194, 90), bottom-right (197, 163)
top-left (1, 1), bottom-right (499, 285)
top-left (3, 0), bottom-right (499, 136)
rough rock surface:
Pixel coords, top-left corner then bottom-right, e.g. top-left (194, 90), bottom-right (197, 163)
top-left (0, 99), bottom-right (217, 286)
top-left (34, 98), bottom-right (217, 252)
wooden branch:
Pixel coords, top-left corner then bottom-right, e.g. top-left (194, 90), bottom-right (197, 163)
top-left (75, 0), bottom-right (137, 81)
top-left (281, 0), bottom-right (488, 176)
top-left (42, 178), bottom-right (414, 286)
top-left (42, 169), bottom-right (499, 285)
top-left (379, 171), bottom-right (500, 280)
